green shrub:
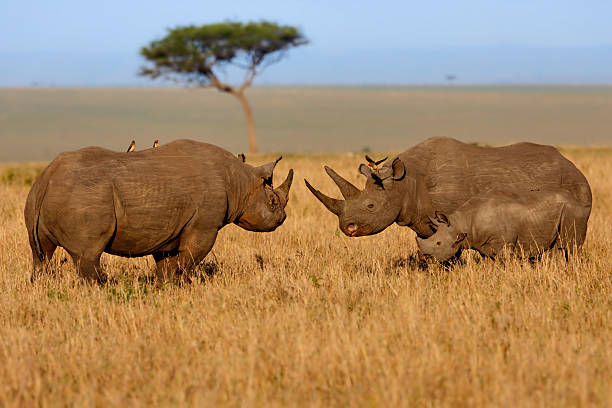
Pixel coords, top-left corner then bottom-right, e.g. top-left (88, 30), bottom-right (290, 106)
top-left (0, 165), bottom-right (44, 186)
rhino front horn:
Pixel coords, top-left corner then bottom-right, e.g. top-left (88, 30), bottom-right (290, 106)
top-left (275, 169), bottom-right (294, 202)
top-left (304, 179), bottom-right (344, 215)
top-left (324, 166), bottom-right (360, 199)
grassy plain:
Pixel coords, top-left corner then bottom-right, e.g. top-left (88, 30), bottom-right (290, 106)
top-left (1, 86), bottom-right (612, 161)
top-left (0, 146), bottom-right (610, 406)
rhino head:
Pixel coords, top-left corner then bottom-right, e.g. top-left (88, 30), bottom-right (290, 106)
top-left (236, 156), bottom-right (294, 232)
top-left (304, 156), bottom-right (407, 236)
top-left (415, 211), bottom-right (467, 261)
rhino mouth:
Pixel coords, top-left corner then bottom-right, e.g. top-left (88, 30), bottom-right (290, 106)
top-left (346, 223), bottom-right (359, 237)
top-left (344, 222), bottom-right (370, 237)
top-left (419, 252), bottom-right (434, 262)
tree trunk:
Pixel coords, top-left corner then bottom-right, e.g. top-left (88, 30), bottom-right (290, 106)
top-left (234, 91), bottom-right (258, 153)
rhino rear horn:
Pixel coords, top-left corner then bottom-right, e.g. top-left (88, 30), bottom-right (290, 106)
top-left (304, 179), bottom-right (344, 215)
top-left (275, 169), bottom-right (294, 202)
top-left (324, 166), bottom-right (360, 199)
top-left (255, 156), bottom-right (282, 184)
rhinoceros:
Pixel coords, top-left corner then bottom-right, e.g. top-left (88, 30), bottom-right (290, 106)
top-left (24, 139), bottom-right (293, 283)
top-left (416, 189), bottom-right (589, 262)
top-left (305, 137), bottom-right (592, 239)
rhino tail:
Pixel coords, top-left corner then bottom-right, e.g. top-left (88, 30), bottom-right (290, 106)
top-left (25, 162), bottom-right (57, 262)
top-left (31, 176), bottom-right (52, 262)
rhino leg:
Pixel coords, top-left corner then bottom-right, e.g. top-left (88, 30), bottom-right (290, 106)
top-left (555, 203), bottom-right (589, 260)
top-left (71, 253), bottom-right (107, 284)
top-left (30, 232), bottom-right (57, 283)
top-left (55, 209), bottom-right (115, 283)
top-left (67, 232), bottom-right (113, 284)
top-left (478, 237), bottom-right (506, 259)
top-left (153, 251), bottom-right (179, 283)
top-left (154, 229), bottom-right (218, 285)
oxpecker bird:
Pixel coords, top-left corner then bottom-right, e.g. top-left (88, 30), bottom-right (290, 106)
top-left (153, 139), bottom-right (159, 148)
top-left (126, 140), bottom-right (136, 153)
top-left (238, 153), bottom-right (246, 162)
top-left (365, 155), bottom-right (387, 170)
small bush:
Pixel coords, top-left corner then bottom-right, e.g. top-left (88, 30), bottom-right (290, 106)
top-left (0, 165), bottom-right (44, 186)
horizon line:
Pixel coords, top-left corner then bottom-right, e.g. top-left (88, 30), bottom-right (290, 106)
top-left (4, 83), bottom-right (612, 90)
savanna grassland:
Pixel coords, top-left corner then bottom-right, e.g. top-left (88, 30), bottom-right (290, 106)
top-left (0, 146), bottom-right (610, 407)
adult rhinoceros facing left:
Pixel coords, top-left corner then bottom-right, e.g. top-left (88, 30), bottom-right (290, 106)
top-left (24, 139), bottom-right (293, 283)
top-left (305, 137), bottom-right (592, 242)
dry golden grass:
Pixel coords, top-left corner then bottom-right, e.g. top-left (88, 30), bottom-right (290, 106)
top-left (0, 148), bottom-right (610, 407)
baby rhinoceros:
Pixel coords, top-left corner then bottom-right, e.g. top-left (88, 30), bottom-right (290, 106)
top-left (416, 189), bottom-right (589, 262)
top-left (24, 139), bottom-right (294, 284)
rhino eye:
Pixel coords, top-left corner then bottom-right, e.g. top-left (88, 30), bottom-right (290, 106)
top-left (436, 241), bottom-right (441, 246)
top-left (367, 203), bottom-right (374, 209)
top-left (268, 195), bottom-right (279, 209)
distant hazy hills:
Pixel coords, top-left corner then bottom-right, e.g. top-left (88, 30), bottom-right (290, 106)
top-left (1, 45), bottom-right (612, 86)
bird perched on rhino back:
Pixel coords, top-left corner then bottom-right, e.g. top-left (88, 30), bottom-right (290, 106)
top-left (126, 140), bottom-right (136, 152)
top-left (24, 139), bottom-right (294, 284)
top-left (153, 139), bottom-right (159, 148)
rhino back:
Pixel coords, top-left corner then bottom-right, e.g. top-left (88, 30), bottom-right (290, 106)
top-left (40, 140), bottom-right (231, 256)
top-left (466, 190), bottom-right (574, 255)
top-left (398, 138), bottom-right (586, 215)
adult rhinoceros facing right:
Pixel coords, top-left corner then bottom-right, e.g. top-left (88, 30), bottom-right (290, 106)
top-left (24, 139), bottom-right (293, 283)
top-left (305, 137), bottom-right (592, 241)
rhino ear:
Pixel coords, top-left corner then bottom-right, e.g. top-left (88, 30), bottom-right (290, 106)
top-left (434, 211), bottom-right (450, 226)
top-left (427, 216), bottom-right (439, 230)
top-left (254, 156), bottom-right (282, 184)
top-left (391, 158), bottom-right (405, 180)
top-left (359, 164), bottom-right (372, 178)
top-left (454, 232), bottom-right (467, 246)
top-left (238, 153), bottom-right (246, 163)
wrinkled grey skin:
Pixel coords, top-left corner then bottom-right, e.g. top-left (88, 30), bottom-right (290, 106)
top-left (416, 189), bottom-right (590, 261)
top-left (305, 137), bottom-right (592, 239)
top-left (24, 139), bottom-right (294, 283)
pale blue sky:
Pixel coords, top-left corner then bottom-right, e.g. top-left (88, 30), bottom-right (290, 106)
top-left (2, 0), bottom-right (612, 85)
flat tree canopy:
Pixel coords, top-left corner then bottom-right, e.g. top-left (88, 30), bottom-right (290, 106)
top-left (140, 21), bottom-right (307, 152)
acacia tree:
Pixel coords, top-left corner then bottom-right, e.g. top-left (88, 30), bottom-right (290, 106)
top-left (140, 21), bottom-right (307, 153)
